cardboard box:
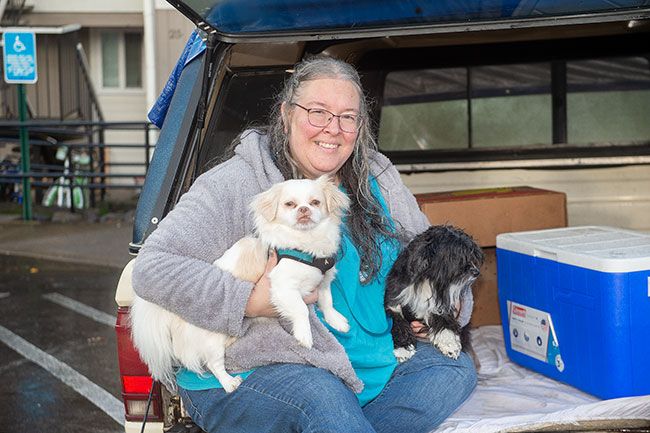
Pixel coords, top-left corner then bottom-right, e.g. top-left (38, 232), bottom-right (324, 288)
top-left (415, 186), bottom-right (567, 248)
top-left (470, 247), bottom-right (500, 327)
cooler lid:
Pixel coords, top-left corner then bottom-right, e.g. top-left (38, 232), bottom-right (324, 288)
top-left (496, 226), bottom-right (650, 273)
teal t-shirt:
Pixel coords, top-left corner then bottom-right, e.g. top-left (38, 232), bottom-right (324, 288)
top-left (177, 177), bottom-right (399, 406)
top-left (317, 180), bottom-right (399, 405)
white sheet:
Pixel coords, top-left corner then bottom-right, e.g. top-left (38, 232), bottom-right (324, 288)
top-left (433, 326), bottom-right (650, 433)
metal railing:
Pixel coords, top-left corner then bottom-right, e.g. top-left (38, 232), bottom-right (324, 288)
top-left (0, 119), bottom-right (155, 215)
top-left (75, 42), bottom-right (104, 123)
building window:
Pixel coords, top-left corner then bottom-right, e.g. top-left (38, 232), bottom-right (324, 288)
top-left (100, 31), bottom-right (142, 89)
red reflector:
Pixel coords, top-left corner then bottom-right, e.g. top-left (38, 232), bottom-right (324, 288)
top-left (122, 375), bottom-right (153, 393)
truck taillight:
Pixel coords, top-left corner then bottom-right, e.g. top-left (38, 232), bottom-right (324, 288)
top-left (115, 306), bottom-right (163, 422)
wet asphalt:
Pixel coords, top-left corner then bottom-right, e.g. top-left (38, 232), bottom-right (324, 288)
top-left (0, 255), bottom-right (123, 433)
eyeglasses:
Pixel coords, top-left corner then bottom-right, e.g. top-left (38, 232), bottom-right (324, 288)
top-left (291, 103), bottom-right (360, 133)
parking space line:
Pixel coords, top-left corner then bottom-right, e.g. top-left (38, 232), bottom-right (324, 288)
top-left (42, 292), bottom-right (116, 327)
top-left (0, 325), bottom-right (125, 425)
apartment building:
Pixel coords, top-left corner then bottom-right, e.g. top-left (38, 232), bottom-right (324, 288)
top-left (1, 0), bottom-right (195, 199)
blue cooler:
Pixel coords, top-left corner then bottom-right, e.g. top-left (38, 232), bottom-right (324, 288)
top-left (496, 226), bottom-right (650, 399)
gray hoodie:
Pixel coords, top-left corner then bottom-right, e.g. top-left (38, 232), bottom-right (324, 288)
top-left (132, 130), bottom-right (473, 392)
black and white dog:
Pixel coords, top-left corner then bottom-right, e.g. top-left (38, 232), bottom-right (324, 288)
top-left (385, 225), bottom-right (484, 362)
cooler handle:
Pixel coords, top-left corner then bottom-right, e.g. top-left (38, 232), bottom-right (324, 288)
top-left (534, 249), bottom-right (558, 261)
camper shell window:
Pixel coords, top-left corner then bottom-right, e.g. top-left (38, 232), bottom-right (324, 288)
top-left (196, 33), bottom-right (649, 174)
top-left (379, 55), bottom-right (650, 153)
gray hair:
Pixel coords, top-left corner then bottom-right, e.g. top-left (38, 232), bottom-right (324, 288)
top-left (268, 55), bottom-right (398, 283)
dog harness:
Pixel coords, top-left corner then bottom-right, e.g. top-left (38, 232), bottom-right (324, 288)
top-left (275, 248), bottom-right (336, 274)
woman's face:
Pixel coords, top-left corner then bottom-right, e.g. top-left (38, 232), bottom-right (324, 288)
top-left (283, 78), bottom-right (360, 180)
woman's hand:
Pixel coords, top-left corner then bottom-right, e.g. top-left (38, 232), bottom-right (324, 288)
top-left (411, 321), bottom-right (428, 339)
top-left (244, 250), bottom-right (319, 318)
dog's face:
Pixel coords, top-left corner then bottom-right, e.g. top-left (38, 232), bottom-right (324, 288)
top-left (250, 176), bottom-right (350, 231)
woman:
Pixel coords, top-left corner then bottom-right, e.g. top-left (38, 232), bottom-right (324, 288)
top-left (132, 56), bottom-right (476, 433)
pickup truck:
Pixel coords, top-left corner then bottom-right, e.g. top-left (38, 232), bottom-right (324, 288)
top-left (114, 1), bottom-right (650, 432)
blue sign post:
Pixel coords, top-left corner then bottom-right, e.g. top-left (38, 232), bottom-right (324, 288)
top-left (3, 30), bottom-right (37, 220)
top-left (3, 31), bottom-right (37, 83)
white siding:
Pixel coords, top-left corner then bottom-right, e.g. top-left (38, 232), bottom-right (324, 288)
top-left (155, 0), bottom-right (177, 10)
top-left (98, 94), bottom-right (148, 198)
top-left (98, 94), bottom-right (147, 121)
top-left (30, 0), bottom-right (142, 13)
top-left (88, 28), bottom-right (149, 198)
top-left (154, 9), bottom-right (196, 92)
top-left (401, 165), bottom-right (650, 232)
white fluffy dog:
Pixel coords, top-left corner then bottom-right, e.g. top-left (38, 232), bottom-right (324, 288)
top-left (131, 176), bottom-right (350, 393)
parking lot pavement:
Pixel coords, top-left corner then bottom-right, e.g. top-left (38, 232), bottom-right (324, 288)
top-left (0, 219), bottom-right (134, 270)
top-left (0, 218), bottom-right (133, 432)
top-left (0, 255), bottom-right (124, 433)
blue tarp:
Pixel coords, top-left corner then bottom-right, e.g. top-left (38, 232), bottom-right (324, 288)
top-left (147, 31), bottom-right (206, 128)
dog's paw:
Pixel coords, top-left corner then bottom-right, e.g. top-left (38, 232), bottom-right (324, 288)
top-left (221, 375), bottom-right (243, 393)
top-left (293, 326), bottom-right (313, 349)
top-left (393, 345), bottom-right (416, 363)
top-left (322, 309), bottom-right (350, 333)
top-left (432, 329), bottom-right (462, 359)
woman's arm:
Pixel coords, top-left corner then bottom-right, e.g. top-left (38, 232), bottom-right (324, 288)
top-left (132, 164), bottom-right (258, 337)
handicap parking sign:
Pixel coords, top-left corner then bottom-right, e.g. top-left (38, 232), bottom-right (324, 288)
top-left (3, 31), bottom-right (38, 84)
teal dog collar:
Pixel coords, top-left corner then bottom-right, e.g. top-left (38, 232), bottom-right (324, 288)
top-left (275, 248), bottom-right (336, 274)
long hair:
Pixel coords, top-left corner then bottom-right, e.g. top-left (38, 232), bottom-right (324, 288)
top-left (267, 55), bottom-right (397, 283)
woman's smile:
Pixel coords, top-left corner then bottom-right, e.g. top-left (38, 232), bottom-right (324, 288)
top-left (316, 141), bottom-right (339, 150)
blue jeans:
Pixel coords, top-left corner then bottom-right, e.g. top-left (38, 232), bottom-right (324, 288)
top-left (178, 342), bottom-right (477, 433)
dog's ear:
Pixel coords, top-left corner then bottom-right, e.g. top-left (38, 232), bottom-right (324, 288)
top-left (316, 175), bottom-right (350, 218)
top-left (250, 183), bottom-right (282, 222)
